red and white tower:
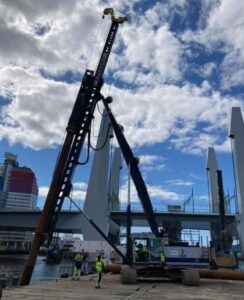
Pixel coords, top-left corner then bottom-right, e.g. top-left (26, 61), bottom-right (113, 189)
top-left (0, 152), bottom-right (38, 210)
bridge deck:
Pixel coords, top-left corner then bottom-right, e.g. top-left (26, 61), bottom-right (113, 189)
top-left (0, 209), bottom-right (238, 234)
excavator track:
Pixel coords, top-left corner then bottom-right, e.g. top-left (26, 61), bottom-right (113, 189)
top-left (181, 269), bottom-right (200, 286)
top-left (120, 266), bottom-right (137, 284)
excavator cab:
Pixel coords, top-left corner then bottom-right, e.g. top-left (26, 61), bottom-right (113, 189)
top-left (132, 236), bottom-right (210, 267)
top-left (133, 237), bottom-right (164, 264)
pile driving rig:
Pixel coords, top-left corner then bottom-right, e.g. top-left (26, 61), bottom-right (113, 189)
top-left (20, 8), bottom-right (236, 287)
top-left (20, 8), bottom-right (127, 286)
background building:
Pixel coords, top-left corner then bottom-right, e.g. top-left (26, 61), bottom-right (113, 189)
top-left (0, 152), bottom-right (38, 210)
top-left (0, 152), bottom-right (38, 250)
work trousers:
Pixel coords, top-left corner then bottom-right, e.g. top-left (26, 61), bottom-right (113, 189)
top-left (73, 266), bottom-right (81, 279)
top-left (81, 261), bottom-right (89, 274)
top-left (96, 271), bottom-right (102, 286)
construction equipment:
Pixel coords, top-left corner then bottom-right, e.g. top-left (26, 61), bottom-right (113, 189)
top-left (20, 7), bottom-right (235, 287)
top-left (20, 8), bottom-right (127, 286)
top-left (101, 98), bottom-right (205, 285)
top-left (101, 96), bottom-right (237, 285)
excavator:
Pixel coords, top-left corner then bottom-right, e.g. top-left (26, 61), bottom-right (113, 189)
top-left (20, 8), bottom-right (236, 287)
top-left (101, 98), bottom-right (237, 286)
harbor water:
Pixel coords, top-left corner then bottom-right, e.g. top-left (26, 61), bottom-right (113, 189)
top-left (1, 255), bottom-right (244, 288)
top-left (0, 256), bottom-right (60, 285)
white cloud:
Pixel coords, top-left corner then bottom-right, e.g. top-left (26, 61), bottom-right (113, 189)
top-left (167, 179), bottom-right (193, 186)
top-left (38, 186), bottom-right (49, 198)
top-left (182, 0), bottom-right (244, 89)
top-left (0, 0), bottom-right (243, 157)
top-left (38, 180), bottom-right (87, 201)
top-left (119, 180), bottom-right (181, 204)
top-left (119, 22), bottom-right (183, 85)
top-left (109, 82), bottom-right (242, 154)
top-left (0, 66), bottom-right (77, 149)
top-left (196, 62), bottom-right (217, 78)
top-left (136, 154), bottom-right (166, 172)
top-left (0, 0), bottom-right (120, 74)
top-left (138, 154), bottom-right (164, 165)
top-left (70, 190), bottom-right (87, 201)
top-left (72, 182), bottom-right (88, 190)
top-left (148, 185), bottom-right (181, 201)
top-left (0, 64), bottom-right (241, 153)
top-left (141, 164), bottom-right (165, 173)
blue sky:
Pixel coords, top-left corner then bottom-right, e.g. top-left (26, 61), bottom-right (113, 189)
top-left (0, 0), bottom-right (243, 213)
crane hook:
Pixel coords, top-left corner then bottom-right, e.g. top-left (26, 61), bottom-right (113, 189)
top-left (102, 7), bottom-right (128, 23)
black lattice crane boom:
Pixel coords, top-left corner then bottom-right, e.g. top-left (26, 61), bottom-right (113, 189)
top-left (20, 8), bottom-right (127, 286)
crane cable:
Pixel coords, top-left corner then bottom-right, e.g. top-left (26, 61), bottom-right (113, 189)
top-left (77, 105), bottom-right (111, 165)
top-left (77, 131), bottom-right (91, 165)
top-left (91, 96), bottom-right (110, 139)
top-left (91, 111), bottom-right (106, 138)
top-left (53, 19), bottom-right (105, 170)
top-left (106, 22), bottom-right (126, 98)
top-left (97, 101), bottom-right (108, 116)
top-left (88, 118), bottom-right (111, 151)
top-left (90, 21), bottom-right (125, 140)
top-left (61, 15), bottom-right (122, 169)
top-left (146, 179), bottom-right (168, 210)
top-left (84, 14), bottom-right (105, 71)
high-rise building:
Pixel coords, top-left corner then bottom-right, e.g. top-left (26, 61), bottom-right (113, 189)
top-left (0, 152), bottom-right (38, 250)
top-left (0, 152), bottom-right (38, 210)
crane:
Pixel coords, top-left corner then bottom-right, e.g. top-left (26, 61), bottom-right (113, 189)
top-left (20, 8), bottom-right (127, 286)
top-left (21, 7), bottom-right (236, 287)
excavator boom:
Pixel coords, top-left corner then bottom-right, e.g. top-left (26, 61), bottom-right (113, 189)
top-left (102, 98), bottom-right (160, 237)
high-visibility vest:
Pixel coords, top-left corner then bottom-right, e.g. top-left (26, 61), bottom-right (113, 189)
top-left (142, 246), bottom-right (149, 253)
top-left (160, 252), bottom-right (166, 263)
top-left (96, 258), bottom-right (104, 272)
top-left (102, 258), bottom-right (106, 267)
top-left (74, 253), bottom-right (83, 261)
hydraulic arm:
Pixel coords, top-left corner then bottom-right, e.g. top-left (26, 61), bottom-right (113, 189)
top-left (102, 98), bottom-right (160, 238)
top-left (20, 8), bottom-right (127, 286)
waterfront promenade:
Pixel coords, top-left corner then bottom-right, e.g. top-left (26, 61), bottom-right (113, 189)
top-left (1, 273), bottom-right (244, 300)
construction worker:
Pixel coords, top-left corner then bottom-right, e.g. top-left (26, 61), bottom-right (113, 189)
top-left (95, 254), bottom-right (105, 288)
top-left (134, 250), bottom-right (138, 262)
top-left (72, 251), bottom-right (83, 280)
top-left (142, 244), bottom-right (149, 262)
top-left (101, 251), bottom-right (106, 270)
top-left (136, 243), bottom-right (144, 262)
top-left (81, 249), bottom-right (89, 275)
top-left (160, 250), bottom-right (166, 266)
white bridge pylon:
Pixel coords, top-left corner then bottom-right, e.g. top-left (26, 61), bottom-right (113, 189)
top-left (229, 107), bottom-right (244, 251)
top-left (206, 147), bottom-right (219, 213)
top-left (81, 111), bottom-right (121, 241)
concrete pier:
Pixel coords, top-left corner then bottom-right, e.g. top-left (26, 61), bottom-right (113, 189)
top-left (1, 273), bottom-right (244, 299)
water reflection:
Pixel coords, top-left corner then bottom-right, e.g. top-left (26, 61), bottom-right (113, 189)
top-left (0, 256), bottom-right (60, 283)
top-left (32, 257), bottom-right (60, 283)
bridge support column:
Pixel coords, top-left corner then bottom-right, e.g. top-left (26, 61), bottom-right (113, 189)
top-left (229, 107), bottom-right (244, 254)
top-left (81, 112), bottom-right (111, 240)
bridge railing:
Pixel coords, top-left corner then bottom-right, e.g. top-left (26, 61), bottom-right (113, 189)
top-left (117, 202), bottom-right (236, 214)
